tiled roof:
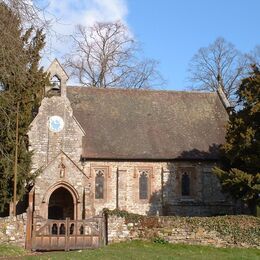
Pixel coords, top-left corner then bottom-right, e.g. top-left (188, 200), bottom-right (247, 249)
top-left (67, 87), bottom-right (228, 160)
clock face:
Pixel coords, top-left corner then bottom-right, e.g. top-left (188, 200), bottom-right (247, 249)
top-left (49, 116), bottom-right (64, 132)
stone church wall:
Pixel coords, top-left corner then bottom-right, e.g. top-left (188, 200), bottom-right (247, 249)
top-left (28, 96), bottom-right (87, 220)
top-left (28, 76), bottom-right (233, 219)
top-left (32, 156), bottom-right (234, 220)
top-left (28, 96), bottom-right (84, 171)
top-left (33, 153), bottom-right (87, 219)
top-left (82, 160), bottom-right (234, 217)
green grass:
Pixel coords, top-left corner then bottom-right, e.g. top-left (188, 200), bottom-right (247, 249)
top-left (1, 241), bottom-right (259, 259)
top-left (0, 243), bottom-right (27, 257)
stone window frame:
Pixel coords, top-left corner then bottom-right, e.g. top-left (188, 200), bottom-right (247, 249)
top-left (177, 167), bottom-right (197, 199)
top-left (134, 166), bottom-right (154, 202)
top-left (91, 166), bottom-right (110, 203)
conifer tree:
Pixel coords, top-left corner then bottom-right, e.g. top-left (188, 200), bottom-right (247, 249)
top-left (213, 65), bottom-right (260, 214)
top-left (0, 3), bottom-right (48, 211)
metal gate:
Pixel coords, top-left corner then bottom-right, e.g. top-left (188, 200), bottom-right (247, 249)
top-left (31, 217), bottom-right (105, 251)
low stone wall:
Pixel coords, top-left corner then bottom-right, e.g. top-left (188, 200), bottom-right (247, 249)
top-left (107, 213), bottom-right (260, 248)
top-left (0, 213), bottom-right (27, 247)
top-left (1, 212), bottom-right (259, 249)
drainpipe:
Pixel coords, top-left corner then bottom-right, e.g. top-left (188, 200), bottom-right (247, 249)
top-left (161, 167), bottom-right (164, 214)
top-left (116, 167), bottom-right (119, 209)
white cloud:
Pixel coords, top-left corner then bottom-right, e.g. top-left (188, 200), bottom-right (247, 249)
top-left (83, 0), bottom-right (128, 26)
top-left (39, 0), bottom-right (129, 65)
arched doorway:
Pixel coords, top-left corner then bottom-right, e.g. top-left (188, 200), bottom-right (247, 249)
top-left (48, 187), bottom-right (74, 220)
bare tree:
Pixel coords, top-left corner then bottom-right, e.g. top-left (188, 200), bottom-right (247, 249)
top-left (2, 0), bottom-right (68, 67)
top-left (187, 37), bottom-right (248, 101)
top-left (246, 45), bottom-right (260, 68)
top-left (3, 0), bottom-right (51, 29)
top-left (65, 22), bottom-right (164, 88)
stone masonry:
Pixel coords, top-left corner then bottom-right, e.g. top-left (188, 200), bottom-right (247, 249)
top-left (27, 59), bottom-right (235, 223)
top-left (107, 215), bottom-right (260, 248)
top-left (0, 214), bottom-right (27, 247)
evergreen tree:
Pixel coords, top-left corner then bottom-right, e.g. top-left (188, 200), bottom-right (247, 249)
top-left (0, 3), bottom-right (48, 211)
top-left (213, 65), bottom-right (260, 214)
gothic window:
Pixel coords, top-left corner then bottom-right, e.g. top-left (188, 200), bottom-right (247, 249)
top-left (181, 172), bottom-right (190, 196)
top-left (139, 170), bottom-right (149, 199)
top-left (95, 169), bottom-right (105, 199)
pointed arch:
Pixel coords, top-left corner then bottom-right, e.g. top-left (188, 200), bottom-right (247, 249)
top-left (43, 181), bottom-right (80, 204)
top-left (43, 181), bottom-right (80, 220)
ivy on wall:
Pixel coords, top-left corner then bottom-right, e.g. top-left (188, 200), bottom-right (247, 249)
top-left (104, 209), bottom-right (260, 247)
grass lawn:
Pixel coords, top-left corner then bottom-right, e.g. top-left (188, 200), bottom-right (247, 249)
top-left (0, 243), bottom-right (27, 258)
top-left (1, 241), bottom-right (259, 260)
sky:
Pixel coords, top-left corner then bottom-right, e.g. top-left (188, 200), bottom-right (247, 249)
top-left (38, 0), bottom-right (260, 90)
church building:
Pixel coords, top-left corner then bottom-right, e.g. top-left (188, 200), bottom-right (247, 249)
top-left (28, 59), bottom-right (234, 222)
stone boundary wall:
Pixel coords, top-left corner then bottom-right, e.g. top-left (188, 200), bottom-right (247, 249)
top-left (0, 213), bottom-right (258, 249)
top-left (107, 215), bottom-right (260, 248)
top-left (0, 213), bottom-right (27, 247)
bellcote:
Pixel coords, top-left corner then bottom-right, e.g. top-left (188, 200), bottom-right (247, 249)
top-left (45, 59), bottom-right (69, 97)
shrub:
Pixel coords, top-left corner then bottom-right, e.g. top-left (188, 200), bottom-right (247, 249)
top-left (153, 237), bottom-right (169, 245)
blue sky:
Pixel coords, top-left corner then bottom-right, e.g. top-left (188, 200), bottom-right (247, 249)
top-left (40, 0), bottom-right (260, 90)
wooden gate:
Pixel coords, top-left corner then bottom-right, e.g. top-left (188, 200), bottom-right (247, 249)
top-left (31, 216), bottom-right (105, 251)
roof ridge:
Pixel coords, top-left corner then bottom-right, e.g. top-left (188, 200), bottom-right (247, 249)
top-left (67, 86), bottom-right (217, 95)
